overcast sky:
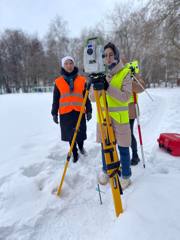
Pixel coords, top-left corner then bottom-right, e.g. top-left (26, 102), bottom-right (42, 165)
top-left (0, 0), bottom-right (125, 38)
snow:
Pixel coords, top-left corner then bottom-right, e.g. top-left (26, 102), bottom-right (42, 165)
top-left (0, 88), bottom-right (180, 240)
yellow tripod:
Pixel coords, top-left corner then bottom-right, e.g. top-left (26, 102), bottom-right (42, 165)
top-left (56, 73), bottom-right (123, 217)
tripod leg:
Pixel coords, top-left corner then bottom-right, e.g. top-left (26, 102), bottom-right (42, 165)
top-left (56, 89), bottom-right (90, 196)
top-left (101, 90), bottom-right (119, 159)
top-left (94, 90), bottom-right (123, 216)
top-left (133, 92), bottom-right (146, 168)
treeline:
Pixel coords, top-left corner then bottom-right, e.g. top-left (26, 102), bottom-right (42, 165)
top-left (0, 0), bottom-right (179, 93)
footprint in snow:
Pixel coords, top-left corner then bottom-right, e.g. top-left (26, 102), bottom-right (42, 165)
top-left (21, 162), bottom-right (45, 177)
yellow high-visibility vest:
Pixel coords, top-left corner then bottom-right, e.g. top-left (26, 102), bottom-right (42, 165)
top-left (99, 66), bottom-right (130, 124)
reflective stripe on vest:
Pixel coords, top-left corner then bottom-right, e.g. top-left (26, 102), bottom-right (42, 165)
top-left (61, 93), bottom-right (83, 98)
top-left (101, 106), bottom-right (128, 112)
top-left (55, 75), bottom-right (85, 114)
top-left (60, 102), bottom-right (83, 107)
top-left (99, 66), bottom-right (130, 124)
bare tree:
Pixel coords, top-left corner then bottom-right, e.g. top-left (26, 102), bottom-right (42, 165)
top-left (0, 30), bottom-right (48, 92)
top-left (106, 0), bottom-right (180, 87)
top-left (0, 30), bottom-right (30, 92)
top-left (44, 16), bottom-right (70, 81)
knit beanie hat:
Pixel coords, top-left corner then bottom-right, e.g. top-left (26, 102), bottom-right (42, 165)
top-left (61, 56), bottom-right (75, 68)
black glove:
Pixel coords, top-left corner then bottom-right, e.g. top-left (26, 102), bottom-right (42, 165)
top-left (93, 81), bottom-right (104, 90)
top-left (93, 79), bottom-right (109, 91)
top-left (91, 73), bottom-right (109, 91)
top-left (86, 112), bottom-right (92, 121)
top-left (53, 115), bottom-right (58, 124)
top-left (103, 79), bottom-right (109, 91)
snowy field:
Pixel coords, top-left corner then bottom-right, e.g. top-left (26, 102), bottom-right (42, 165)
top-left (0, 87), bottom-right (180, 240)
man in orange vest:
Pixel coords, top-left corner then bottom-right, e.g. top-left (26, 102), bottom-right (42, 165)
top-left (51, 56), bottom-right (92, 162)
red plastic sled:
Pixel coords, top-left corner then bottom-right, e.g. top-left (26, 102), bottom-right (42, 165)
top-left (157, 133), bottom-right (180, 156)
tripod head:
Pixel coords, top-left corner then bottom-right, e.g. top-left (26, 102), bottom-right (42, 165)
top-left (125, 60), bottom-right (140, 76)
top-left (126, 60), bottom-right (154, 101)
top-left (86, 73), bottom-right (107, 91)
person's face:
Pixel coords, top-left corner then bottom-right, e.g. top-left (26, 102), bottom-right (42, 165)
top-left (64, 60), bottom-right (74, 73)
top-left (104, 48), bottom-right (115, 66)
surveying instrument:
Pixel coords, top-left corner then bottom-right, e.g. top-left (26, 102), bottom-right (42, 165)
top-left (56, 37), bottom-right (124, 217)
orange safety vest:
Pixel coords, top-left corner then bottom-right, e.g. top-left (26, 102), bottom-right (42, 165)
top-left (55, 75), bottom-right (86, 115)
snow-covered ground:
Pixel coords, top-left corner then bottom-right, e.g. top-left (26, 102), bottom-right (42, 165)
top-left (0, 88), bottom-right (180, 240)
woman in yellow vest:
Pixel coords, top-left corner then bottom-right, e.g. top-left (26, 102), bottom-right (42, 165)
top-left (90, 43), bottom-right (132, 189)
top-left (51, 56), bottom-right (92, 162)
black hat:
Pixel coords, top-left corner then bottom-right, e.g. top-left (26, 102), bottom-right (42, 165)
top-left (104, 42), bottom-right (120, 62)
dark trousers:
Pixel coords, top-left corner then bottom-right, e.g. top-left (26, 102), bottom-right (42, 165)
top-left (129, 119), bottom-right (138, 158)
top-left (69, 140), bottom-right (84, 157)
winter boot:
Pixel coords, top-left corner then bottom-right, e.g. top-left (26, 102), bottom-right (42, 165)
top-left (79, 147), bottom-right (87, 156)
top-left (73, 152), bottom-right (79, 163)
top-left (98, 170), bottom-right (109, 185)
top-left (121, 178), bottom-right (131, 190)
top-left (131, 155), bottom-right (140, 166)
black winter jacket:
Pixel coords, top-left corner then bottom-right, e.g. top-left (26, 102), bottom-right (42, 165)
top-left (51, 67), bottom-right (92, 142)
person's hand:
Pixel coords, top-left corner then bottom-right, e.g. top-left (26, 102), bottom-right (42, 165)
top-left (86, 112), bottom-right (92, 121)
top-left (106, 73), bottom-right (112, 83)
top-left (53, 115), bottom-right (58, 124)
